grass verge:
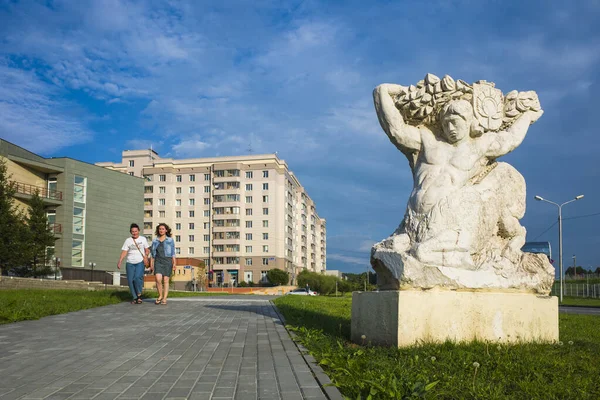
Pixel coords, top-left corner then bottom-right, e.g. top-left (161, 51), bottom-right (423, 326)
top-left (560, 296), bottom-right (600, 307)
top-left (0, 289), bottom-right (132, 324)
top-left (274, 295), bottom-right (600, 400)
top-left (0, 288), bottom-right (229, 324)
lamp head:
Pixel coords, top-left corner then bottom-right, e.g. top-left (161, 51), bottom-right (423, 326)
top-left (575, 195), bottom-right (584, 200)
top-left (534, 195), bottom-right (543, 201)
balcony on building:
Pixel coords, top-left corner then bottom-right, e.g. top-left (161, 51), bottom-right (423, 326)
top-left (13, 181), bottom-right (63, 206)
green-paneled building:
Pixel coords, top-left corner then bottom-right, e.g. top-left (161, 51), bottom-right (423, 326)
top-left (1, 139), bottom-right (144, 281)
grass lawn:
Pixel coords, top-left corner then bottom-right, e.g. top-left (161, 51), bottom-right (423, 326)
top-left (561, 296), bottom-right (600, 307)
top-left (0, 288), bottom-right (228, 325)
top-left (274, 295), bottom-right (600, 400)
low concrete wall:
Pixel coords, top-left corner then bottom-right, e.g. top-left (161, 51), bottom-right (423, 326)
top-left (206, 285), bottom-right (296, 295)
top-left (0, 276), bottom-right (124, 291)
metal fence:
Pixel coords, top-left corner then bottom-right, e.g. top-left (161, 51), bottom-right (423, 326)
top-left (551, 282), bottom-right (600, 298)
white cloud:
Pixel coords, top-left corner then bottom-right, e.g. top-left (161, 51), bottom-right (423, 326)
top-left (172, 136), bottom-right (211, 157)
top-left (0, 62), bottom-right (92, 154)
top-left (328, 253), bottom-right (367, 265)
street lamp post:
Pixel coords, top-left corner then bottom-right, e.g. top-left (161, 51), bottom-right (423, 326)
top-left (88, 262), bottom-right (97, 282)
top-left (534, 194), bottom-right (584, 303)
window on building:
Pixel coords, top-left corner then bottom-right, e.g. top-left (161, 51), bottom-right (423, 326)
top-left (189, 235), bottom-right (195, 242)
top-left (204, 198), bottom-right (210, 205)
top-left (144, 186), bottom-right (153, 194)
top-left (188, 247), bottom-right (194, 255)
top-left (176, 199), bottom-right (181, 206)
top-left (204, 173), bottom-right (210, 180)
top-left (189, 174), bottom-right (196, 182)
top-left (246, 221), bottom-right (252, 228)
top-left (144, 198), bottom-right (153, 206)
top-left (175, 223), bottom-right (181, 230)
top-left (129, 172), bottom-right (134, 176)
top-left (203, 246), bottom-right (209, 254)
top-left (262, 183), bottom-right (268, 190)
top-left (159, 174), bottom-right (166, 182)
top-left (189, 211), bottom-right (195, 217)
top-left (246, 171), bottom-right (253, 178)
top-left (175, 235), bottom-right (181, 242)
top-left (246, 208), bottom-right (252, 216)
top-left (263, 170), bottom-right (268, 178)
top-left (263, 245), bottom-right (268, 252)
top-left (176, 211), bottom-right (181, 218)
top-left (246, 258), bottom-right (252, 266)
top-left (144, 221), bottom-right (152, 230)
top-left (262, 258), bottom-right (269, 265)
top-left (72, 240), bottom-right (84, 267)
top-left (189, 186), bottom-right (195, 194)
top-left (245, 184), bottom-right (252, 191)
top-left (246, 233), bottom-right (252, 240)
top-left (74, 176), bottom-right (87, 203)
top-left (204, 185), bottom-right (211, 193)
top-left (263, 233), bottom-right (268, 240)
top-left (129, 160), bottom-right (135, 167)
top-left (158, 186), bottom-right (166, 194)
top-left (189, 199), bottom-right (195, 206)
top-left (176, 175), bottom-right (182, 182)
top-left (204, 210), bottom-right (210, 217)
top-left (176, 247), bottom-right (181, 255)
top-left (159, 211), bottom-right (165, 218)
top-left (159, 198), bottom-right (166, 206)
top-left (73, 207), bottom-right (85, 234)
top-left (263, 220), bottom-right (268, 228)
top-left (204, 234), bottom-right (210, 241)
top-left (189, 223), bottom-right (195, 229)
top-left (263, 208), bottom-right (268, 215)
top-left (204, 222), bottom-right (210, 229)
top-left (263, 195), bottom-right (268, 203)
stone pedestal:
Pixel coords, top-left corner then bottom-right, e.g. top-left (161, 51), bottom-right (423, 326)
top-left (351, 290), bottom-right (558, 347)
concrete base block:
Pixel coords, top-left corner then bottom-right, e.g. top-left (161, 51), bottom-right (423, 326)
top-left (351, 290), bottom-right (558, 347)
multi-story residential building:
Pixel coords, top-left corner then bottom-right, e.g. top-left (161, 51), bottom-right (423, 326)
top-left (97, 150), bottom-right (326, 286)
top-left (0, 139), bottom-right (144, 282)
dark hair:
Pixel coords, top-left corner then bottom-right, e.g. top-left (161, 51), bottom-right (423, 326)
top-left (130, 223), bottom-right (140, 232)
top-left (155, 223), bottom-right (172, 237)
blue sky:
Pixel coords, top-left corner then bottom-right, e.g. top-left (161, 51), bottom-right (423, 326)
top-left (1, 0), bottom-right (599, 274)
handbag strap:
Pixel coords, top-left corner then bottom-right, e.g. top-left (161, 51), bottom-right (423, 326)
top-left (132, 237), bottom-right (146, 258)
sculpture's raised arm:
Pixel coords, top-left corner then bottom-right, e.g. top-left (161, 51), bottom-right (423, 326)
top-left (484, 109), bottom-right (543, 158)
top-left (373, 84), bottom-right (421, 155)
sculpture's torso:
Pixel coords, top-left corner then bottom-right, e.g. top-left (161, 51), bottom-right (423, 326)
top-left (410, 128), bottom-right (484, 215)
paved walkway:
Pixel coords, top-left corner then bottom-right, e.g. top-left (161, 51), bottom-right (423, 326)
top-left (0, 297), bottom-right (330, 400)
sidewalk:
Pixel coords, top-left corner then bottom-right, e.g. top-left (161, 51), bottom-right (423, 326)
top-left (0, 297), bottom-right (334, 400)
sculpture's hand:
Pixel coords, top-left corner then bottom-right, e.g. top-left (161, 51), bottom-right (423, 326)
top-left (376, 83), bottom-right (408, 98)
top-left (526, 109), bottom-right (544, 124)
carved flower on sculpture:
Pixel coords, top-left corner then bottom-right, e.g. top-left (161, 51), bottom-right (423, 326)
top-left (394, 73), bottom-right (472, 125)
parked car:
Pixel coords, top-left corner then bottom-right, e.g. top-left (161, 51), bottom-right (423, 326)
top-left (286, 288), bottom-right (318, 296)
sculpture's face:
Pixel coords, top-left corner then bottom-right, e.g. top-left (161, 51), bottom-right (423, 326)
top-left (442, 114), bottom-right (469, 144)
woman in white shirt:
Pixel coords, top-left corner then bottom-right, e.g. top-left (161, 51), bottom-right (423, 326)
top-left (117, 223), bottom-right (150, 304)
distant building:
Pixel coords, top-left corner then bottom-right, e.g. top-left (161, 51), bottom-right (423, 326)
top-left (323, 270), bottom-right (342, 279)
top-left (97, 149), bottom-right (326, 286)
top-left (0, 139), bottom-right (144, 281)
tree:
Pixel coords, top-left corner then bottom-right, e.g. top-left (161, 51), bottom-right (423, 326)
top-left (0, 158), bottom-right (28, 275)
top-left (267, 268), bottom-right (289, 286)
top-left (26, 190), bottom-right (57, 277)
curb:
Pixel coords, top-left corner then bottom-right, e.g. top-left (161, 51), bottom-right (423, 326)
top-left (269, 300), bottom-right (345, 400)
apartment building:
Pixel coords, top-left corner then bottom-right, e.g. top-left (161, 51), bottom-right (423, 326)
top-left (0, 139), bottom-right (144, 281)
top-left (97, 150), bottom-right (326, 286)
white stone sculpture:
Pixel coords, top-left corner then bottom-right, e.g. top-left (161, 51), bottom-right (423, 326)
top-left (371, 73), bottom-right (554, 294)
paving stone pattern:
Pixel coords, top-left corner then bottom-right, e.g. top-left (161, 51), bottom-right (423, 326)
top-left (0, 297), bottom-right (328, 400)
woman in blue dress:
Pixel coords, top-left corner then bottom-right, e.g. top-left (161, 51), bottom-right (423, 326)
top-left (150, 223), bottom-right (176, 305)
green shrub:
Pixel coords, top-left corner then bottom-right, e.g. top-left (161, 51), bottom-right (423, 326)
top-left (267, 268), bottom-right (289, 286)
top-left (238, 281), bottom-right (248, 287)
